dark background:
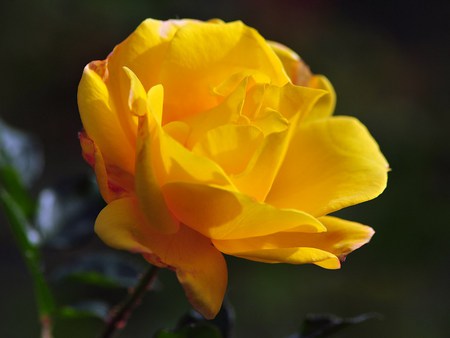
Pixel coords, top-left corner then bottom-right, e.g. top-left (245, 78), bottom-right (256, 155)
top-left (1, 0), bottom-right (449, 337)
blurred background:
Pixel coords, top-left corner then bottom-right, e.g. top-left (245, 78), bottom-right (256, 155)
top-left (1, 0), bottom-right (449, 337)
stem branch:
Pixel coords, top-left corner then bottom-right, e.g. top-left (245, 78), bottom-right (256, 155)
top-left (100, 265), bottom-right (160, 338)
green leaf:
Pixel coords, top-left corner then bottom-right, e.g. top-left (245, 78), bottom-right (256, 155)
top-left (296, 313), bottom-right (381, 338)
top-left (52, 252), bottom-right (143, 289)
top-left (0, 189), bottom-right (55, 318)
top-left (177, 302), bottom-right (234, 338)
top-left (0, 164), bottom-right (35, 216)
top-left (59, 301), bottom-right (110, 320)
top-left (155, 302), bottom-right (233, 338)
top-left (154, 323), bottom-right (222, 338)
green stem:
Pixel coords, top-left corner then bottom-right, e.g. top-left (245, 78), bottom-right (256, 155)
top-left (0, 189), bottom-right (55, 338)
top-left (100, 265), bottom-right (160, 338)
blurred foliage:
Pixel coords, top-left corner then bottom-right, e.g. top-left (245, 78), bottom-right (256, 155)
top-left (34, 175), bottom-right (104, 249)
top-left (295, 313), bottom-right (381, 338)
top-left (1, 0), bottom-right (449, 337)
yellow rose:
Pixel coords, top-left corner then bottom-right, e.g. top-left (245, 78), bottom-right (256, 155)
top-left (78, 19), bottom-right (388, 319)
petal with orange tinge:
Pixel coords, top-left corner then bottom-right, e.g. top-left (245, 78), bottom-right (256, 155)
top-left (78, 65), bottom-right (135, 175)
top-left (94, 197), bottom-right (227, 319)
top-left (212, 215), bottom-right (374, 269)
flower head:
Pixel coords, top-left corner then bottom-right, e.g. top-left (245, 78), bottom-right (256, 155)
top-left (78, 19), bottom-right (388, 318)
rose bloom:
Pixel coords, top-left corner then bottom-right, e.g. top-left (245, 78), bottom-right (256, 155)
top-left (78, 19), bottom-right (388, 318)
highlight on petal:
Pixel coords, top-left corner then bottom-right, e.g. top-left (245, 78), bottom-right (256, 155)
top-left (212, 215), bottom-right (374, 269)
top-left (162, 182), bottom-right (326, 240)
top-left (94, 197), bottom-right (227, 319)
top-left (192, 124), bottom-right (264, 175)
top-left (267, 116), bottom-right (389, 217)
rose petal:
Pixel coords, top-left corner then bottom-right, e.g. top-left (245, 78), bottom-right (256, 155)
top-left (162, 182), bottom-right (326, 240)
top-left (77, 64), bottom-right (135, 174)
top-left (268, 41), bottom-right (336, 120)
top-left (159, 20), bottom-right (289, 121)
top-left (192, 124), bottom-right (264, 175)
top-left (183, 79), bottom-right (247, 149)
top-left (232, 83), bottom-right (327, 201)
top-left (79, 132), bottom-right (132, 202)
top-left (212, 215), bottom-right (374, 268)
top-left (268, 41), bottom-right (313, 85)
top-left (94, 197), bottom-right (227, 319)
top-left (266, 116), bottom-right (389, 216)
top-left (305, 75), bottom-right (336, 121)
top-left (218, 247), bottom-right (341, 269)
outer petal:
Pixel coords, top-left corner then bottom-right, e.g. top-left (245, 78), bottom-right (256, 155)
top-left (77, 64), bottom-right (135, 175)
top-left (79, 132), bottom-right (132, 202)
top-left (95, 197), bottom-right (227, 319)
top-left (266, 116), bottom-right (389, 216)
top-left (220, 247), bottom-right (340, 269)
top-left (107, 19), bottom-right (187, 89)
top-left (268, 41), bottom-right (336, 119)
top-left (105, 19), bottom-right (187, 137)
top-left (212, 216), bottom-right (374, 269)
top-left (268, 41), bottom-right (312, 86)
top-left (305, 75), bottom-right (336, 121)
top-left (161, 182), bottom-right (326, 240)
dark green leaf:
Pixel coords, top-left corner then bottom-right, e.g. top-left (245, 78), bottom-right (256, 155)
top-left (155, 302), bottom-right (233, 338)
top-left (177, 301), bottom-right (234, 338)
top-left (0, 164), bottom-right (35, 216)
top-left (59, 300), bottom-right (109, 320)
top-left (34, 174), bottom-right (104, 249)
top-left (0, 189), bottom-right (55, 317)
top-left (154, 323), bottom-right (222, 338)
top-left (52, 252), bottom-right (143, 289)
top-left (296, 312), bottom-right (381, 338)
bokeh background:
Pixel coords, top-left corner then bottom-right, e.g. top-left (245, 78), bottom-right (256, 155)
top-left (1, 1), bottom-right (449, 337)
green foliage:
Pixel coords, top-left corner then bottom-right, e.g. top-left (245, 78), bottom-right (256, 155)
top-left (293, 313), bottom-right (381, 338)
top-left (155, 323), bottom-right (222, 338)
top-left (155, 303), bottom-right (234, 338)
top-left (0, 120), bottom-right (56, 323)
top-left (59, 300), bottom-right (110, 320)
top-left (53, 253), bottom-right (143, 289)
